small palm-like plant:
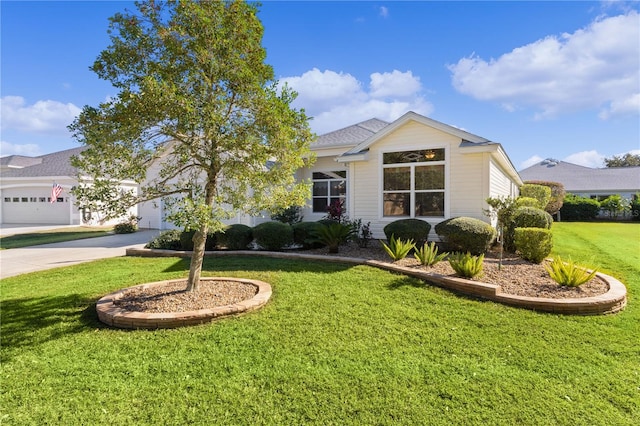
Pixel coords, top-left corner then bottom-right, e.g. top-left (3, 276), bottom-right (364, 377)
top-left (381, 235), bottom-right (416, 261)
top-left (414, 242), bottom-right (448, 267)
top-left (448, 252), bottom-right (484, 278)
top-left (545, 256), bottom-right (598, 287)
top-left (311, 223), bottom-right (354, 254)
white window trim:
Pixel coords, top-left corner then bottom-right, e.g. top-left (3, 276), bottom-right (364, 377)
top-left (378, 146), bottom-right (449, 221)
top-left (310, 169), bottom-right (348, 216)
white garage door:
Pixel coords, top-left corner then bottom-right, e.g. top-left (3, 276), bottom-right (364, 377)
top-left (2, 188), bottom-right (70, 224)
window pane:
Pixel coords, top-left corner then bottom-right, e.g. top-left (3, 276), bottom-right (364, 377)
top-left (383, 149), bottom-right (445, 164)
top-left (313, 181), bottom-right (328, 196)
top-left (415, 192), bottom-right (445, 217)
top-left (383, 193), bottom-right (410, 216)
top-left (330, 180), bottom-right (346, 196)
top-left (313, 171), bottom-right (346, 179)
top-left (415, 165), bottom-right (444, 190)
top-left (312, 198), bottom-right (328, 213)
top-left (383, 167), bottom-right (410, 190)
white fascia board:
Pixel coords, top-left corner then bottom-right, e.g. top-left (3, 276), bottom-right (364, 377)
top-left (336, 152), bottom-right (369, 163)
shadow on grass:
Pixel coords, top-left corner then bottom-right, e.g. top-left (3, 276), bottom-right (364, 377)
top-left (386, 276), bottom-right (426, 290)
top-left (1, 294), bottom-right (103, 361)
top-left (161, 255), bottom-right (357, 275)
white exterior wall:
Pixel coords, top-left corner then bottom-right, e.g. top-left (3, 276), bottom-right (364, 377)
top-left (300, 156), bottom-right (349, 222)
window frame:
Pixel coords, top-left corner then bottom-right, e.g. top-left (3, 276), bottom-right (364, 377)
top-left (380, 147), bottom-right (448, 219)
top-left (311, 170), bottom-right (347, 214)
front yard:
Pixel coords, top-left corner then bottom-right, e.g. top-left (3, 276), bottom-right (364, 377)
top-left (1, 222), bottom-right (638, 425)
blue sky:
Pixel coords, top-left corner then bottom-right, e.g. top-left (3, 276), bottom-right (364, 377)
top-left (1, 1), bottom-right (638, 170)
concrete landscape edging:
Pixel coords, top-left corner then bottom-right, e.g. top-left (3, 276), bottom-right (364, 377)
top-left (96, 276), bottom-right (272, 329)
top-left (125, 248), bottom-right (627, 315)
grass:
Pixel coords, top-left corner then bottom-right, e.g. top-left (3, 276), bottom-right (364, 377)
top-left (0, 227), bottom-right (113, 249)
top-left (1, 222), bottom-right (638, 425)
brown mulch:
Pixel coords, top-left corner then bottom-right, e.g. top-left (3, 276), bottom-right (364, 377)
top-left (115, 242), bottom-right (607, 313)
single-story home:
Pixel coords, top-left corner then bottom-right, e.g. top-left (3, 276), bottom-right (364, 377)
top-left (0, 147), bottom-right (138, 225)
top-left (141, 111), bottom-right (522, 238)
top-left (519, 158), bottom-right (640, 201)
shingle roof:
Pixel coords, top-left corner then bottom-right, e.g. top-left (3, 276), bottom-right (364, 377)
top-left (0, 146), bottom-right (87, 178)
top-left (519, 159), bottom-right (640, 192)
top-left (0, 155), bottom-right (43, 168)
top-left (311, 118), bottom-right (390, 148)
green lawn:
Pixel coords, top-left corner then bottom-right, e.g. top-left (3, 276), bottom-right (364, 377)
top-left (0, 227), bottom-right (113, 249)
top-left (1, 222), bottom-right (638, 425)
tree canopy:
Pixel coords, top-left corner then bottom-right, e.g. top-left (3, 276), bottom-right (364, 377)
top-left (603, 153), bottom-right (640, 167)
top-left (70, 0), bottom-right (315, 291)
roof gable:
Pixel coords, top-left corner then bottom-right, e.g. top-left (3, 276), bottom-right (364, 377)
top-left (0, 147), bottom-right (86, 178)
top-left (311, 118), bottom-right (389, 149)
top-left (343, 111), bottom-right (492, 156)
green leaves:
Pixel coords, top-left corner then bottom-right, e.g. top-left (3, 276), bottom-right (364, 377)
top-left (545, 256), bottom-right (598, 287)
top-left (448, 252), bottom-right (484, 279)
top-left (414, 242), bottom-right (448, 267)
top-left (381, 235), bottom-right (416, 261)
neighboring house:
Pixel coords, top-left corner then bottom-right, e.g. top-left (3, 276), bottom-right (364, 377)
top-left (519, 158), bottom-right (640, 201)
top-left (0, 147), bottom-right (138, 225)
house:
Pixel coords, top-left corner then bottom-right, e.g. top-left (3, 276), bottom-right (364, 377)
top-left (519, 158), bottom-right (640, 201)
top-left (298, 111), bottom-right (522, 238)
top-left (0, 147), bottom-right (138, 225)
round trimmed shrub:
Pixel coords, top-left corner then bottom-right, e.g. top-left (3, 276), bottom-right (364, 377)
top-left (516, 197), bottom-right (540, 209)
top-left (559, 195), bottom-right (600, 221)
top-left (180, 230), bottom-right (196, 251)
top-left (218, 224), bottom-right (253, 250)
top-left (383, 219), bottom-right (431, 246)
top-left (514, 227), bottom-right (553, 264)
top-left (253, 221), bottom-right (293, 251)
top-left (145, 230), bottom-right (182, 250)
top-left (434, 217), bottom-right (496, 255)
top-left (513, 206), bottom-right (552, 229)
top-left (292, 221), bottom-right (326, 249)
top-left (114, 222), bottom-right (137, 234)
top-left (520, 184), bottom-right (551, 211)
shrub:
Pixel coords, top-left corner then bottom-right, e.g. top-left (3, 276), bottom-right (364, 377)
top-left (631, 194), bottom-right (640, 222)
top-left (271, 206), bottom-right (303, 225)
top-left (515, 197), bottom-right (540, 208)
top-left (513, 206), bottom-right (553, 229)
top-left (205, 231), bottom-right (218, 251)
top-left (291, 221), bottom-right (325, 249)
top-left (218, 224), bottom-right (253, 250)
top-left (523, 180), bottom-right (565, 215)
top-left (383, 219), bottom-right (431, 247)
top-left (381, 235), bottom-right (415, 261)
top-left (485, 197), bottom-right (518, 252)
top-left (520, 184), bottom-right (551, 211)
top-left (545, 256), bottom-right (598, 287)
top-left (325, 199), bottom-right (347, 223)
top-left (350, 218), bottom-right (372, 248)
top-left (600, 195), bottom-right (627, 219)
top-left (448, 252), bottom-right (484, 278)
top-left (113, 215), bottom-right (139, 234)
top-left (560, 194), bottom-right (600, 221)
top-left (253, 221), bottom-right (293, 251)
top-left (414, 241), bottom-right (448, 267)
top-left (180, 230), bottom-right (196, 251)
top-left (434, 217), bottom-right (496, 255)
top-left (311, 223), bottom-right (354, 253)
top-left (145, 229), bottom-right (182, 250)
top-left (514, 227), bottom-right (553, 264)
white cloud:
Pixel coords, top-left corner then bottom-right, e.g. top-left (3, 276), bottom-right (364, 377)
top-left (520, 155), bottom-right (545, 170)
top-left (370, 70), bottom-right (422, 98)
top-left (0, 96), bottom-right (81, 134)
top-left (564, 150), bottom-right (605, 168)
top-left (281, 68), bottom-right (433, 134)
top-left (379, 6), bottom-right (389, 18)
top-left (449, 11), bottom-right (640, 120)
top-left (0, 141), bottom-right (42, 157)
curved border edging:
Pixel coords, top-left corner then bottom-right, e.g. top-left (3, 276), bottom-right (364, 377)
top-left (126, 248), bottom-right (627, 315)
top-left (96, 277), bottom-right (272, 329)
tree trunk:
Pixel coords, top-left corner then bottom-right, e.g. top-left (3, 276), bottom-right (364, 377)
top-left (185, 179), bottom-right (216, 292)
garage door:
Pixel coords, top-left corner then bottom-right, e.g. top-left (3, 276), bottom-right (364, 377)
top-left (2, 187), bottom-right (70, 224)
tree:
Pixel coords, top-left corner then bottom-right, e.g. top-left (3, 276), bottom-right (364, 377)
top-left (69, 1), bottom-right (315, 291)
top-left (604, 153), bottom-right (640, 167)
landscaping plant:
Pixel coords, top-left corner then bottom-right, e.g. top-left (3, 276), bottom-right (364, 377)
top-left (252, 221), bottom-right (294, 251)
top-left (414, 241), bottom-right (448, 266)
top-left (383, 218), bottom-right (431, 247)
top-left (311, 222), bottom-right (354, 253)
top-left (434, 217), bottom-right (496, 255)
top-left (448, 252), bottom-right (485, 278)
top-left (381, 235), bottom-right (416, 261)
top-left (514, 227), bottom-right (553, 264)
top-left (545, 255), bottom-right (598, 287)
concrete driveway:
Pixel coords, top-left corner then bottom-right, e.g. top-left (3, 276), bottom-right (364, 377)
top-left (0, 228), bottom-right (161, 279)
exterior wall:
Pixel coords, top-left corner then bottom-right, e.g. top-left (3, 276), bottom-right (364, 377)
top-left (350, 120), bottom-right (463, 239)
top-left (300, 156), bottom-right (349, 222)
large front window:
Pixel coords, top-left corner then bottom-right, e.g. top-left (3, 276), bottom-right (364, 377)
top-left (383, 149), bottom-right (445, 217)
top-left (312, 171), bottom-right (346, 213)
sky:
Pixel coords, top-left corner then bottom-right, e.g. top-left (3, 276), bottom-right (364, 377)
top-left (1, 1), bottom-right (639, 171)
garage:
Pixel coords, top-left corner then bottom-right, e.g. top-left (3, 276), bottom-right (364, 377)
top-left (1, 187), bottom-right (71, 224)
